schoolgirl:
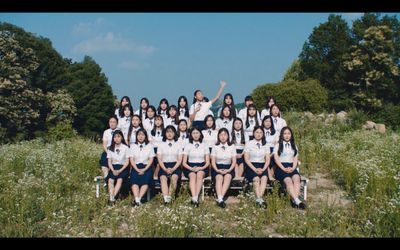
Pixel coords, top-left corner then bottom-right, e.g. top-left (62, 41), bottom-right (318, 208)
top-left (177, 119), bottom-right (190, 151)
top-left (143, 105), bottom-right (157, 132)
top-left (216, 93), bottom-right (238, 118)
top-left (117, 104), bottom-right (133, 140)
top-left (157, 98), bottom-right (169, 121)
top-left (231, 117), bottom-right (249, 178)
top-left (216, 105), bottom-right (234, 135)
top-left (177, 95), bottom-right (191, 127)
top-left (244, 104), bottom-right (261, 140)
top-left (164, 105), bottom-right (179, 130)
top-left (134, 97), bottom-right (149, 121)
top-left (270, 104), bottom-right (287, 134)
top-left (115, 96), bottom-right (132, 120)
top-left (149, 115), bottom-right (164, 178)
top-left (99, 116), bottom-right (119, 183)
top-left (201, 114), bottom-right (218, 154)
top-left (262, 115), bottom-right (279, 180)
top-left (260, 96), bottom-right (276, 121)
top-left (126, 114), bottom-right (143, 145)
top-left (238, 95), bottom-right (261, 122)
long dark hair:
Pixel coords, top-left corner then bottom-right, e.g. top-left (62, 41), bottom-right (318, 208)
top-left (162, 125), bottom-right (178, 142)
top-left (157, 98), bottom-right (169, 115)
top-left (219, 105), bottom-right (234, 120)
top-left (151, 115), bottom-right (164, 136)
top-left (188, 127), bottom-right (204, 143)
top-left (216, 128), bottom-right (232, 146)
top-left (223, 93), bottom-right (236, 118)
top-left (139, 97), bottom-right (149, 117)
top-left (270, 104), bottom-right (281, 118)
top-left (118, 96), bottom-right (132, 118)
top-left (127, 114), bottom-right (143, 144)
top-left (203, 114), bottom-right (216, 130)
top-left (121, 103), bottom-right (133, 118)
top-left (252, 126), bottom-right (266, 146)
top-left (278, 126), bottom-right (297, 157)
top-left (193, 89), bottom-right (202, 104)
top-left (146, 105), bottom-right (157, 119)
top-left (135, 128), bottom-right (149, 145)
top-left (231, 117), bottom-right (246, 145)
top-left (167, 105), bottom-right (179, 125)
top-left (108, 130), bottom-right (127, 152)
top-left (178, 96), bottom-right (189, 118)
top-left (265, 96), bottom-right (276, 110)
top-left (245, 104), bottom-right (259, 128)
top-left (262, 115), bottom-right (276, 136)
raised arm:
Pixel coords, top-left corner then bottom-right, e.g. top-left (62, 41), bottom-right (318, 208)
top-left (210, 81), bottom-right (226, 104)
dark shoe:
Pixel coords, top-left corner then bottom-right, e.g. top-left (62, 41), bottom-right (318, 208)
top-left (290, 199), bottom-right (299, 208)
top-left (108, 200), bottom-right (115, 206)
top-left (298, 202), bottom-right (307, 210)
top-left (259, 201), bottom-right (267, 209)
top-left (131, 200), bottom-right (137, 207)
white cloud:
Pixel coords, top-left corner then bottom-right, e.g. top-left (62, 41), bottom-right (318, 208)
top-left (119, 61), bottom-right (149, 70)
top-left (72, 32), bottom-right (156, 55)
top-left (72, 18), bottom-right (104, 35)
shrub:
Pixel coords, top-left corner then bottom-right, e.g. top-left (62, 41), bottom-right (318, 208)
top-left (47, 121), bottom-right (77, 142)
top-left (347, 109), bottom-right (369, 130)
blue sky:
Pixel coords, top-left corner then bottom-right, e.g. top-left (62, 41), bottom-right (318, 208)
top-left (1, 13), bottom-right (390, 108)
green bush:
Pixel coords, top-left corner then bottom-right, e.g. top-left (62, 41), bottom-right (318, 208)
top-left (370, 103), bottom-right (400, 131)
top-left (47, 121), bottom-right (77, 142)
top-left (252, 79), bottom-right (328, 113)
top-left (347, 109), bottom-right (369, 130)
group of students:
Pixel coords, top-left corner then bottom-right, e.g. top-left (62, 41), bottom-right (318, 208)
top-left (100, 81), bottom-right (306, 210)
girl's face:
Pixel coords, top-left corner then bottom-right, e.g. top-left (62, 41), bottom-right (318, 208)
top-left (109, 118), bottom-right (118, 130)
top-left (121, 98), bottom-right (129, 107)
top-left (263, 118), bottom-right (272, 129)
top-left (169, 108), bottom-right (177, 117)
top-left (195, 91), bottom-right (203, 102)
top-left (206, 117), bottom-right (214, 128)
top-left (137, 132), bottom-right (145, 143)
top-left (254, 129), bottom-right (263, 141)
top-left (223, 107), bottom-right (231, 118)
top-left (141, 100), bottom-right (148, 109)
top-left (179, 98), bottom-right (186, 108)
top-left (160, 102), bottom-right (167, 110)
top-left (245, 100), bottom-right (253, 107)
top-left (123, 108), bottom-right (131, 117)
top-left (114, 133), bottom-right (122, 144)
top-left (147, 108), bottom-right (155, 118)
top-left (166, 129), bottom-right (175, 140)
top-left (271, 106), bottom-right (280, 117)
top-left (155, 117), bottom-right (163, 127)
top-left (248, 107), bottom-right (256, 117)
top-left (179, 122), bottom-right (187, 132)
top-left (225, 96), bottom-right (232, 105)
top-left (132, 116), bottom-right (140, 127)
top-left (283, 129), bottom-right (292, 142)
top-left (233, 120), bottom-right (242, 131)
top-left (219, 131), bottom-right (228, 143)
top-left (268, 99), bottom-right (275, 108)
top-left (191, 130), bottom-right (201, 141)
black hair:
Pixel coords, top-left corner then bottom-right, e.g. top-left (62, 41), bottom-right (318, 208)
top-left (146, 105), bottom-right (157, 119)
top-left (265, 96), bottom-right (276, 110)
top-left (109, 115), bottom-right (119, 124)
top-left (178, 96), bottom-right (190, 118)
top-left (138, 97), bottom-right (150, 117)
top-left (244, 95), bottom-right (253, 103)
top-left (223, 93), bottom-right (236, 118)
top-left (167, 105), bottom-right (179, 125)
top-left (121, 103), bottom-right (134, 118)
top-left (188, 127), bottom-right (204, 143)
top-left (118, 96), bottom-right (132, 118)
top-left (203, 114), bottom-right (216, 130)
top-left (193, 90), bottom-right (202, 104)
top-left (270, 104), bottom-right (281, 118)
top-left (127, 114), bottom-right (143, 145)
top-left (108, 130), bottom-right (128, 152)
top-left (157, 98), bottom-right (169, 115)
top-left (162, 125), bottom-right (178, 142)
top-left (216, 128), bottom-right (232, 146)
top-left (278, 126), bottom-right (297, 157)
top-left (231, 117), bottom-right (246, 145)
top-left (177, 119), bottom-right (189, 139)
top-left (135, 128), bottom-right (149, 145)
top-left (219, 105), bottom-right (234, 120)
top-left (252, 126), bottom-right (266, 146)
top-left (151, 115), bottom-right (164, 137)
top-left (262, 115), bottom-right (276, 136)
top-left (245, 104), bottom-right (259, 129)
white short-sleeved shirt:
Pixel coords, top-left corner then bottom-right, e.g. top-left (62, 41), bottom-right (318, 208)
top-left (177, 132), bottom-right (190, 150)
top-left (202, 129), bottom-right (218, 149)
top-left (157, 140), bottom-right (183, 163)
top-left (260, 109), bottom-right (270, 121)
top-left (129, 143), bottom-right (155, 165)
top-left (158, 110), bottom-right (168, 122)
top-left (264, 129), bottom-right (278, 149)
top-left (211, 143), bottom-right (237, 165)
top-left (128, 127), bottom-right (141, 145)
top-left (118, 116), bottom-right (131, 140)
top-left (232, 130), bottom-right (250, 150)
top-left (238, 108), bottom-right (261, 123)
top-left (244, 116), bottom-right (261, 137)
top-left (164, 117), bottom-right (178, 130)
top-left (215, 118), bottom-right (233, 135)
top-left (143, 118), bottom-right (156, 132)
top-left (150, 129), bottom-right (164, 148)
top-left (107, 144), bottom-right (130, 165)
top-left (244, 139), bottom-right (270, 163)
top-left (217, 107), bottom-right (238, 118)
top-left (102, 128), bottom-right (116, 148)
top-left (183, 142), bottom-right (209, 163)
top-left (134, 109), bottom-right (147, 121)
top-left (272, 116), bottom-right (287, 134)
top-left (189, 101), bottom-right (213, 121)
top-left (273, 142), bottom-right (298, 163)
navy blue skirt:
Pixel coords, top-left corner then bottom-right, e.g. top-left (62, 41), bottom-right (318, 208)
top-left (183, 162), bottom-right (208, 178)
top-left (236, 149), bottom-right (244, 165)
top-left (158, 162), bottom-right (182, 178)
top-left (245, 162), bottom-right (268, 182)
top-left (99, 151), bottom-right (108, 168)
top-left (211, 164), bottom-right (235, 179)
top-left (131, 163), bottom-right (153, 186)
top-left (107, 164), bottom-right (129, 180)
top-left (192, 121), bottom-right (204, 130)
top-left (275, 162), bottom-right (299, 182)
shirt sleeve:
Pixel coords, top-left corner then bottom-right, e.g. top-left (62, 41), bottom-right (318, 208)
top-left (204, 144), bottom-right (210, 155)
top-left (210, 146), bottom-right (216, 157)
top-left (244, 142), bottom-right (251, 153)
top-left (148, 145), bottom-right (155, 158)
top-left (106, 149), bottom-right (112, 159)
top-left (189, 104), bottom-right (195, 116)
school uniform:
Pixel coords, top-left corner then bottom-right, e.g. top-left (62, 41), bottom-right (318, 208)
top-left (182, 142), bottom-right (209, 178)
top-left (115, 108), bottom-right (121, 120)
top-left (202, 128), bottom-right (218, 153)
top-left (264, 129), bottom-right (278, 154)
top-left (244, 139), bottom-right (269, 182)
top-left (158, 110), bottom-right (168, 122)
top-left (157, 140), bottom-right (183, 178)
top-left (244, 116), bottom-right (261, 139)
top-left (238, 108), bottom-right (261, 124)
top-left (232, 130), bottom-right (249, 165)
top-left (117, 116), bottom-right (131, 141)
top-left (260, 109), bottom-right (270, 121)
top-left (189, 101), bottom-right (213, 130)
top-left (215, 118), bottom-right (234, 135)
top-left (178, 108), bottom-right (190, 122)
top-left (128, 127), bottom-right (141, 146)
top-left (106, 144), bottom-right (130, 180)
top-left (129, 143), bottom-right (155, 186)
top-left (211, 143), bottom-right (236, 178)
top-left (164, 117), bottom-right (178, 130)
top-left (217, 107), bottom-right (238, 118)
top-left (150, 129), bottom-right (164, 168)
top-left (177, 132), bottom-right (190, 151)
top-left (99, 128), bottom-right (116, 168)
top-left (273, 142), bottom-right (299, 182)
top-left (134, 109), bottom-right (147, 122)
top-left (272, 116), bottom-right (287, 134)
top-left (143, 117), bottom-right (156, 132)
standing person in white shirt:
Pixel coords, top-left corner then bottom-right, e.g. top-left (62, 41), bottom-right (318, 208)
top-left (177, 119), bottom-right (190, 150)
top-left (129, 128), bottom-right (155, 206)
top-left (143, 105), bottom-right (157, 132)
top-left (201, 114), bottom-right (218, 154)
top-left (149, 115), bottom-right (164, 179)
top-left (134, 97), bottom-right (149, 121)
top-left (157, 125), bottom-right (183, 205)
top-left (164, 105), bottom-right (179, 130)
top-left (182, 127), bottom-right (210, 207)
top-left (99, 116), bottom-right (119, 185)
top-left (231, 117), bottom-right (249, 178)
top-left (244, 126), bottom-right (271, 208)
top-left (189, 80), bottom-right (226, 130)
top-left (157, 98), bottom-right (169, 121)
top-left (273, 126), bottom-right (306, 210)
top-left (262, 115), bottom-right (279, 180)
top-left (126, 114), bottom-right (143, 146)
top-left (106, 130), bottom-right (130, 205)
top-left (117, 104), bottom-right (133, 141)
top-left (217, 93), bottom-right (238, 118)
top-left (115, 96), bottom-right (132, 120)
top-left (270, 104), bottom-right (287, 135)
top-left (244, 104), bottom-right (261, 140)
top-left (260, 96), bottom-right (277, 121)
top-left (211, 128), bottom-right (237, 208)
top-left (216, 105), bottom-right (234, 135)
top-left (177, 96), bottom-right (191, 127)
top-left (238, 95), bottom-right (261, 122)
